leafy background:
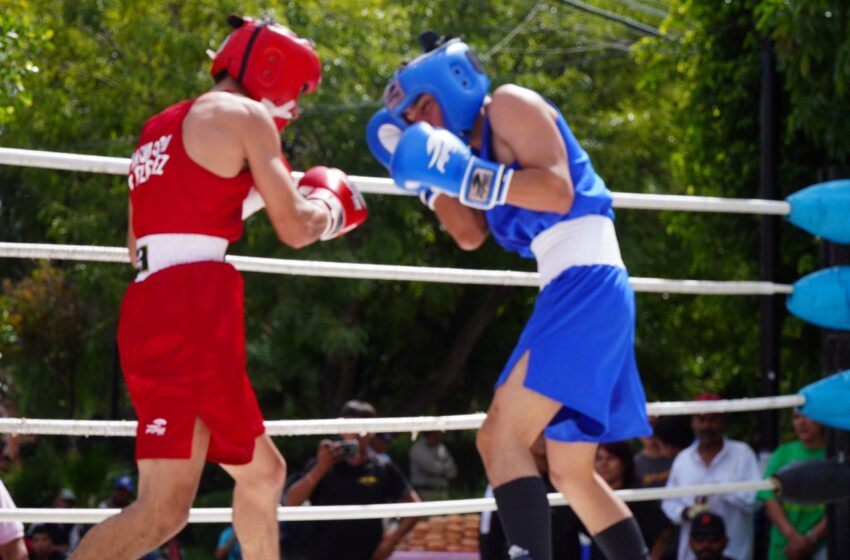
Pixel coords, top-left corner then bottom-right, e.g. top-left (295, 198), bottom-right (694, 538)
top-left (1, 0), bottom-right (848, 556)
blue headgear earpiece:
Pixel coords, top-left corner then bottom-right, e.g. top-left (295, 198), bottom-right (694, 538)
top-left (383, 38), bottom-right (490, 142)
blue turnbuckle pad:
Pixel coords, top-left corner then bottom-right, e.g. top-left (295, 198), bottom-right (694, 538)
top-left (787, 266), bottom-right (850, 330)
top-left (787, 179), bottom-right (850, 244)
top-left (799, 370), bottom-right (850, 431)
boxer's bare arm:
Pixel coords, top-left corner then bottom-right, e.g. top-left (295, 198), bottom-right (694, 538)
top-left (433, 196), bottom-right (489, 251)
top-left (488, 85), bottom-right (574, 214)
top-left (0, 537), bottom-right (27, 560)
top-left (183, 92), bottom-right (328, 248)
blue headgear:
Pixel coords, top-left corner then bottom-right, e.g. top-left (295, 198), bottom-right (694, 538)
top-left (383, 38), bottom-right (490, 141)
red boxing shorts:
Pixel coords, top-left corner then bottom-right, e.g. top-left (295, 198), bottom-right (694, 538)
top-left (117, 262), bottom-right (265, 465)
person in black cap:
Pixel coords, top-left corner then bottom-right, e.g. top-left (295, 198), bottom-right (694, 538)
top-left (688, 512), bottom-right (732, 560)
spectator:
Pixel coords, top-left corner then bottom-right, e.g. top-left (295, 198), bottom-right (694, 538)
top-left (0, 479), bottom-right (26, 560)
top-left (27, 525), bottom-right (64, 560)
top-left (214, 525), bottom-right (241, 560)
top-left (283, 400), bottom-right (421, 560)
top-left (634, 418), bottom-right (673, 489)
top-left (98, 476), bottom-right (134, 509)
top-left (369, 433), bottom-right (394, 464)
top-left (96, 477), bottom-right (164, 560)
top-left (409, 431), bottom-right (457, 500)
top-left (654, 415), bottom-right (694, 461)
top-left (689, 512), bottom-right (733, 560)
top-left (480, 435), bottom-right (582, 560)
top-left (592, 442), bottom-right (673, 560)
top-left (661, 395), bottom-right (762, 560)
top-left (649, 415), bottom-right (693, 560)
top-left (758, 410), bottom-right (827, 560)
top-left (35, 489), bottom-right (82, 556)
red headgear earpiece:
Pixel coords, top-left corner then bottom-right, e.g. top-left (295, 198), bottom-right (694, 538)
top-left (210, 15), bottom-right (321, 131)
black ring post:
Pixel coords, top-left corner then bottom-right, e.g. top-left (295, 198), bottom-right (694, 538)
top-left (758, 37), bottom-right (781, 457)
top-left (817, 166), bottom-right (850, 559)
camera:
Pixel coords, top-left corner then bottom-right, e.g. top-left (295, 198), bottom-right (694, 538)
top-left (336, 439), bottom-right (360, 458)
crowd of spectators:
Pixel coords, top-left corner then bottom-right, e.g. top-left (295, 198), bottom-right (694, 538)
top-left (0, 394), bottom-right (832, 560)
top-left (0, 475), bottom-right (181, 559)
top-left (474, 396), bottom-right (829, 560)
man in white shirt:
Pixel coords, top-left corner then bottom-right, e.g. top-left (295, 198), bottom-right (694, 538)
top-left (661, 394), bottom-right (762, 560)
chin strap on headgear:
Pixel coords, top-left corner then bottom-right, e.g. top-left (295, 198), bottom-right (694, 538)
top-left (382, 35), bottom-right (489, 142)
top-left (209, 14), bottom-right (321, 131)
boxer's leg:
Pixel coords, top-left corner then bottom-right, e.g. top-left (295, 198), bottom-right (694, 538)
top-left (545, 441), bottom-right (647, 559)
top-left (477, 351), bottom-right (560, 560)
top-left (221, 434), bottom-right (286, 560)
top-left (71, 419), bottom-right (209, 559)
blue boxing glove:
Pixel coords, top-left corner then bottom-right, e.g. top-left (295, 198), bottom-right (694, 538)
top-left (366, 109), bottom-right (406, 169)
top-left (390, 122), bottom-right (512, 210)
top-left (367, 110), bottom-right (442, 211)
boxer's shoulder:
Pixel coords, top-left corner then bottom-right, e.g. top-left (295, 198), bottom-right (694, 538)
top-left (488, 85), bottom-right (551, 129)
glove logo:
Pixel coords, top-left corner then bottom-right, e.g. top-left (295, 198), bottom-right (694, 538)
top-left (467, 167), bottom-right (494, 204)
top-left (426, 131), bottom-right (461, 174)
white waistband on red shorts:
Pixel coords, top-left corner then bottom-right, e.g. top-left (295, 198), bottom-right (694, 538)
top-left (530, 214), bottom-right (625, 291)
top-left (134, 234), bottom-right (228, 282)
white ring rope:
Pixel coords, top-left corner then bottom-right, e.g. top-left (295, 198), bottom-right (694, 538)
top-left (0, 395), bottom-right (805, 437)
top-left (0, 242), bottom-right (795, 295)
top-left (0, 149), bottom-right (804, 531)
top-left (0, 481), bottom-right (774, 523)
top-left (0, 147), bottom-right (792, 215)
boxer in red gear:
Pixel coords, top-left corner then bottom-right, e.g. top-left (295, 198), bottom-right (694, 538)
top-left (72, 15), bottom-right (366, 560)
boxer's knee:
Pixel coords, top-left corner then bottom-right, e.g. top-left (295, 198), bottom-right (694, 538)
top-left (250, 452), bottom-right (286, 494)
top-left (548, 462), bottom-right (594, 493)
top-left (546, 443), bottom-right (597, 492)
top-left (132, 493), bottom-right (192, 542)
top-left (229, 438), bottom-right (287, 497)
top-left (476, 415), bottom-right (525, 468)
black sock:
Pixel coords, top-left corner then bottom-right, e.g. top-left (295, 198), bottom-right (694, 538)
top-left (592, 516), bottom-right (648, 560)
top-left (492, 477), bottom-right (552, 560)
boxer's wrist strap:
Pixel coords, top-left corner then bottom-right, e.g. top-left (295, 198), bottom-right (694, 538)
top-left (419, 189), bottom-right (442, 211)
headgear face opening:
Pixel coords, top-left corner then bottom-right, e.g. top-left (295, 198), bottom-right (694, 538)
top-left (210, 15), bottom-right (321, 131)
top-left (383, 38), bottom-right (489, 141)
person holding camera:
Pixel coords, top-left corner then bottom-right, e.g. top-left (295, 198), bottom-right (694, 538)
top-left (283, 400), bottom-right (421, 560)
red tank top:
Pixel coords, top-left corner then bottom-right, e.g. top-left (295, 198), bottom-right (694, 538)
top-left (128, 98), bottom-right (253, 242)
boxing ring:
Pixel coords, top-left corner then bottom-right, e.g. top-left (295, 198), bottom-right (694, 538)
top-left (0, 146), bottom-right (848, 535)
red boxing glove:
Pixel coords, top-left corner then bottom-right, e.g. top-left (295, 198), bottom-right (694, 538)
top-left (297, 166), bottom-right (367, 240)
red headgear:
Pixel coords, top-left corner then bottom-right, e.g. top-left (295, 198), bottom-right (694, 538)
top-left (210, 15), bottom-right (321, 131)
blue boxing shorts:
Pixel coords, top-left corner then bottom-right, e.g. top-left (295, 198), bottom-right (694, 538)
top-left (495, 264), bottom-right (651, 442)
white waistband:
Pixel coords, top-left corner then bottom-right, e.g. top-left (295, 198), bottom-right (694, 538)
top-left (135, 234), bottom-right (228, 282)
top-left (530, 215), bottom-right (625, 290)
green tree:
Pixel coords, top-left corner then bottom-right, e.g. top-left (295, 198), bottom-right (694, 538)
top-left (8, 1), bottom-right (841, 530)
top-left (0, 262), bottom-right (85, 418)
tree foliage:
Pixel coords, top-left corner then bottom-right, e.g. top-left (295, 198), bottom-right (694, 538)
top-left (0, 0), bottom-right (839, 530)
top-left (756, 1), bottom-right (850, 160)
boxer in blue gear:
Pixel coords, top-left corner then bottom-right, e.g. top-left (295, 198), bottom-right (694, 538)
top-left (370, 33), bottom-right (651, 560)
